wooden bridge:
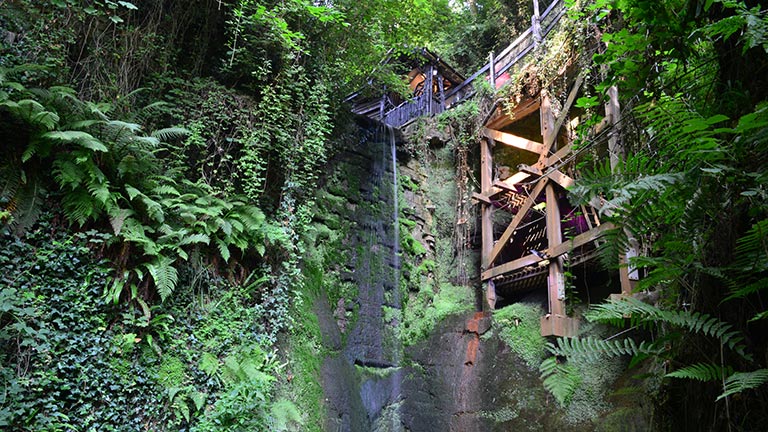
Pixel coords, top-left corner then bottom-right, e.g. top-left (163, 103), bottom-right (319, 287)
top-left (350, 0), bottom-right (567, 127)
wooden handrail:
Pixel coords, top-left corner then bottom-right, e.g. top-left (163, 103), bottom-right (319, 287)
top-left (445, 0), bottom-right (565, 100)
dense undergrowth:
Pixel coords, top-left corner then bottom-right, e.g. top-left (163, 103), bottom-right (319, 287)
top-left (2, 0), bottom-right (768, 429)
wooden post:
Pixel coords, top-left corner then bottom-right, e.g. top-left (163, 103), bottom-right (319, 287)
top-left (540, 90), bottom-right (555, 152)
top-left (426, 65), bottom-right (434, 116)
top-left (546, 183), bottom-right (565, 317)
top-left (480, 136), bottom-right (496, 310)
top-left (438, 75), bottom-right (445, 113)
top-left (539, 88), bottom-right (578, 336)
top-left (604, 84), bottom-right (634, 296)
top-left (480, 137), bottom-right (494, 269)
top-left (541, 183), bottom-right (578, 336)
top-left (489, 52), bottom-right (496, 89)
top-left (532, 0), bottom-right (542, 45)
top-left (606, 85), bottom-right (622, 171)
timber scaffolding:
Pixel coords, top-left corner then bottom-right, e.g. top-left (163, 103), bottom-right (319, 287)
top-left (475, 0), bottom-right (635, 337)
top-left (351, 0), bottom-right (635, 337)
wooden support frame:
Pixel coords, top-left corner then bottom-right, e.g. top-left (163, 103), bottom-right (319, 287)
top-left (480, 137), bottom-right (494, 270)
top-left (483, 128), bottom-right (546, 154)
top-left (487, 178), bottom-right (549, 267)
top-left (545, 183), bottom-right (565, 316)
top-left (481, 222), bottom-right (616, 280)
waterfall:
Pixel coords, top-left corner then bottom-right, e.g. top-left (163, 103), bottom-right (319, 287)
top-left (389, 124), bottom-right (401, 311)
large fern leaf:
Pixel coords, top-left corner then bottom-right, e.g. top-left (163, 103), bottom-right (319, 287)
top-left (586, 297), bottom-right (752, 360)
top-left (717, 369), bottom-right (768, 401)
top-left (539, 357), bottom-right (581, 405)
top-left (143, 255), bottom-right (178, 302)
top-left (666, 362), bottom-right (733, 382)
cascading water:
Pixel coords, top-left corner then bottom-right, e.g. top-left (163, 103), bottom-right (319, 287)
top-left (323, 122), bottom-right (404, 432)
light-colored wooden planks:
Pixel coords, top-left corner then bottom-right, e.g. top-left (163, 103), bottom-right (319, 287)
top-left (480, 138), bottom-right (494, 269)
top-left (546, 183), bottom-right (566, 316)
top-left (483, 128), bottom-right (546, 154)
top-left (482, 222), bottom-right (616, 280)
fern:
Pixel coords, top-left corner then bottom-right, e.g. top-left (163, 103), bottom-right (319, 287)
top-left (41, 130), bottom-right (109, 153)
top-left (546, 336), bottom-right (659, 363)
top-left (539, 357), bottom-right (582, 405)
top-left (717, 369), bottom-right (768, 401)
top-left (585, 297), bottom-right (752, 361)
top-left (151, 127), bottom-right (190, 142)
top-left (270, 399), bottom-right (304, 431)
top-left (666, 362), bottom-right (734, 382)
top-left (143, 255), bottom-right (178, 302)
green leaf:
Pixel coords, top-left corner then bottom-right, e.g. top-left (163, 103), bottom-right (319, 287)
top-left (666, 363), bottom-right (733, 382)
top-left (718, 369), bottom-right (768, 401)
top-left (43, 131), bottom-right (108, 152)
top-left (575, 96), bottom-right (599, 109)
top-left (200, 352), bottom-right (219, 377)
top-left (143, 255), bottom-right (178, 302)
top-left (118, 1), bottom-right (138, 9)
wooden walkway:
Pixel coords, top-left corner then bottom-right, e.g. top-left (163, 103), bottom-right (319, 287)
top-left (380, 0), bottom-right (566, 126)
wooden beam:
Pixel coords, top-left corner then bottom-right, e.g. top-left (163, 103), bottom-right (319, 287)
top-left (499, 172), bottom-right (530, 188)
top-left (481, 138), bottom-right (494, 269)
top-left (487, 178), bottom-right (549, 267)
top-left (548, 221), bottom-right (615, 258)
top-left (481, 221), bottom-right (615, 280)
top-left (521, 164), bottom-right (575, 190)
top-left (472, 191), bottom-right (491, 205)
top-left (547, 169), bottom-right (574, 189)
top-left (537, 75), bottom-right (585, 166)
top-left (546, 183), bottom-right (566, 317)
top-left (485, 98), bottom-right (540, 130)
top-left (483, 128), bottom-right (546, 154)
top-left (541, 142), bottom-right (573, 169)
top-left (482, 253), bottom-right (540, 280)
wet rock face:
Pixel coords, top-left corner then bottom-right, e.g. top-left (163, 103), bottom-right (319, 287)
top-left (315, 119), bottom-right (405, 431)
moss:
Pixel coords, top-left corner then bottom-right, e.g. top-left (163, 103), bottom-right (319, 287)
top-left (399, 174), bottom-right (419, 192)
top-left (494, 303), bottom-right (547, 369)
top-left (401, 283), bottom-right (473, 346)
top-left (157, 355), bottom-right (187, 388)
top-left (479, 405), bottom-right (519, 423)
top-left (278, 265), bottom-right (327, 432)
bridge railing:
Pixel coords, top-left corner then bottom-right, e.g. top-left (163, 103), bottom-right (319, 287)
top-left (380, 0), bottom-right (566, 127)
top-left (444, 0), bottom-right (565, 107)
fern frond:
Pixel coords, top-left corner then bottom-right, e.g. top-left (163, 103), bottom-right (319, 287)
top-left (539, 357), bottom-right (581, 405)
top-left (270, 399), bottom-right (304, 431)
top-left (178, 233), bottom-right (210, 246)
top-left (143, 255), bottom-right (178, 302)
top-left (42, 130), bottom-right (108, 152)
top-left (547, 336), bottom-right (653, 362)
top-left (717, 369), bottom-right (768, 401)
top-left (151, 127), bottom-right (190, 142)
top-left (7, 177), bottom-right (46, 235)
top-left (586, 297), bottom-right (752, 360)
top-left (666, 362), bottom-right (733, 382)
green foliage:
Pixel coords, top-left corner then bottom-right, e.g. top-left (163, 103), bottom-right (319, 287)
top-left (0, 221), bottom-right (171, 430)
top-left (666, 362), bottom-right (733, 382)
top-left (494, 303), bottom-right (547, 369)
top-left (587, 297), bottom-right (751, 360)
top-left (540, 357), bottom-right (582, 406)
top-left (718, 369), bottom-right (768, 401)
top-left (400, 283), bottom-right (473, 346)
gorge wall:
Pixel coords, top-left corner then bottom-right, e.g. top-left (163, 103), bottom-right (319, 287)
top-left (302, 116), bottom-right (651, 431)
